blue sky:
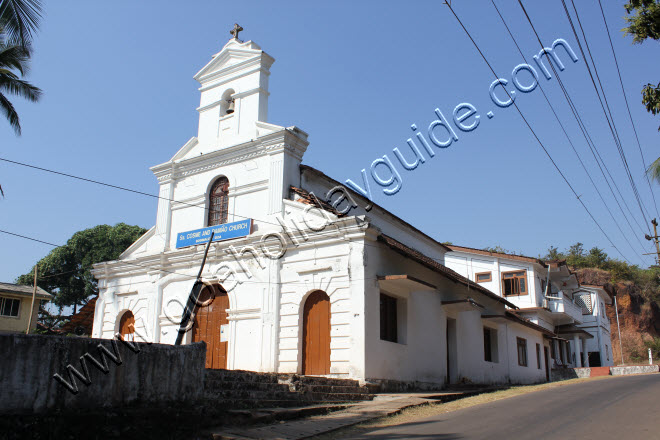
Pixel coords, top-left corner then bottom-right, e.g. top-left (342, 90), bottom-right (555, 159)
top-left (2, 0), bottom-right (660, 282)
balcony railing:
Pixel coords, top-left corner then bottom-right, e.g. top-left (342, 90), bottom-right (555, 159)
top-left (545, 291), bottom-right (583, 324)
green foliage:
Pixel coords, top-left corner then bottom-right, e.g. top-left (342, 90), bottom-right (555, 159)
top-left (0, 0), bottom-right (43, 47)
top-left (16, 223), bottom-right (147, 310)
top-left (0, 41), bottom-right (41, 135)
top-left (624, 0), bottom-right (660, 43)
top-left (545, 246), bottom-right (561, 260)
top-left (623, 1), bottom-right (660, 130)
top-left (645, 337), bottom-right (660, 359)
top-left (543, 242), bottom-right (660, 304)
top-left (483, 245), bottom-right (513, 254)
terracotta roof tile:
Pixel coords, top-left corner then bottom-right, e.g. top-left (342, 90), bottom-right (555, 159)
top-left (446, 245), bottom-right (545, 265)
top-left (61, 296), bottom-right (97, 335)
top-left (377, 234), bottom-right (517, 309)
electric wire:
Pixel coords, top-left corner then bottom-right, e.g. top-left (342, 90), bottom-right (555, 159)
top-left (560, 0), bottom-right (652, 230)
top-left (490, 0), bottom-right (649, 265)
top-left (595, 0), bottom-right (660, 219)
top-left (512, 0), bottom-right (650, 241)
top-left (443, 1), bottom-right (632, 264)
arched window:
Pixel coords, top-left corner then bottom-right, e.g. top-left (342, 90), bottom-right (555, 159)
top-left (208, 176), bottom-right (229, 226)
top-left (119, 310), bottom-right (135, 341)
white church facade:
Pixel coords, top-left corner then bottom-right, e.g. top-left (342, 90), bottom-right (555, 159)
top-left (92, 31), bottom-right (571, 387)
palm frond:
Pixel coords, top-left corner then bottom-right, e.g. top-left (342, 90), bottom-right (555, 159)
top-left (0, 75), bottom-right (40, 101)
top-left (0, 0), bottom-right (42, 47)
top-left (0, 43), bottom-right (30, 74)
top-left (0, 91), bottom-right (20, 134)
top-left (647, 157), bottom-right (660, 185)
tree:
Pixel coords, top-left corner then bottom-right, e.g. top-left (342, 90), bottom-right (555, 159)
top-left (623, 1), bottom-right (660, 131)
top-left (544, 246), bottom-right (562, 261)
top-left (16, 223), bottom-right (147, 314)
top-left (0, 0), bottom-right (42, 47)
top-left (0, 42), bottom-right (41, 135)
top-left (0, 0), bottom-right (42, 195)
top-left (586, 247), bottom-right (609, 268)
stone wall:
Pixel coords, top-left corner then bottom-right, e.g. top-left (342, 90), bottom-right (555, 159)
top-left (1, 333), bottom-right (206, 414)
top-left (610, 365), bottom-right (659, 376)
top-left (550, 367), bottom-right (591, 381)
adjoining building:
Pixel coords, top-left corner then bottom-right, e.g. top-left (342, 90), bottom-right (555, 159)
top-left (92, 32), bottom-right (587, 387)
top-left (445, 246), bottom-right (614, 368)
top-left (0, 282), bottom-right (52, 334)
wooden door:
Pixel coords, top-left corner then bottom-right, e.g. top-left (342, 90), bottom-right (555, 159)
top-left (302, 290), bottom-right (331, 375)
top-left (119, 311), bottom-right (135, 341)
top-left (544, 346), bottom-right (550, 382)
top-left (192, 285), bottom-right (229, 369)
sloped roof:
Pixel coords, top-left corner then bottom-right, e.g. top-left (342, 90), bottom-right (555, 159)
top-left (446, 244), bottom-right (545, 266)
top-left (377, 234), bottom-right (517, 309)
top-left (61, 296), bottom-right (97, 335)
top-left (0, 282), bottom-right (52, 300)
top-left (290, 186), bottom-right (346, 217)
top-left (299, 165), bottom-right (451, 252)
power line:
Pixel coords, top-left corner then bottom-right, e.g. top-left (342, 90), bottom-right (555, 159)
top-left (595, 0), bottom-right (660, 219)
top-left (0, 156), bottom-right (440, 257)
top-left (560, 0), bottom-right (652, 232)
top-left (490, 0), bottom-right (650, 265)
top-left (510, 0), bottom-right (655, 255)
top-left (511, 0), bottom-right (650, 243)
top-left (442, 1), bottom-right (633, 264)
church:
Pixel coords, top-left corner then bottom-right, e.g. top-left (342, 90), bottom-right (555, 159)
top-left (91, 27), bottom-right (554, 387)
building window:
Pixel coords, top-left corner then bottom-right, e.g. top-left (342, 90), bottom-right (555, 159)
top-left (484, 327), bottom-right (498, 362)
top-left (380, 293), bottom-right (398, 343)
top-left (574, 293), bottom-right (593, 314)
top-left (208, 176), bottom-right (230, 226)
top-left (517, 337), bottom-right (528, 367)
top-left (476, 272), bottom-right (492, 283)
top-left (0, 297), bottom-right (20, 317)
top-left (536, 343), bottom-right (542, 369)
top-left (606, 345), bottom-right (609, 361)
top-left (502, 271), bottom-right (528, 296)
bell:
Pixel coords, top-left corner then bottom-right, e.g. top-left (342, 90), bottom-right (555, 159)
top-left (226, 98), bottom-right (235, 115)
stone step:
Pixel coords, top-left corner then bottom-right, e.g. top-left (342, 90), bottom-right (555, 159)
top-left (224, 403), bottom-right (351, 425)
top-left (205, 389), bottom-right (302, 401)
top-left (205, 398), bottom-right (307, 410)
top-left (205, 380), bottom-right (291, 393)
top-left (305, 392), bottom-right (375, 402)
top-left (296, 384), bottom-right (370, 394)
top-left (205, 369), bottom-right (281, 384)
top-left (590, 366), bottom-right (611, 377)
top-left (293, 376), bottom-right (361, 387)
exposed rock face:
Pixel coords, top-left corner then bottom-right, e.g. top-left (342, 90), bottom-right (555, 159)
top-left (575, 268), bottom-right (660, 364)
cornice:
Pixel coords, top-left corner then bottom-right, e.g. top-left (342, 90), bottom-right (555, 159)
top-left (151, 128), bottom-right (308, 182)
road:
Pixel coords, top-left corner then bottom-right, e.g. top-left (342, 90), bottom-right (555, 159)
top-left (348, 374), bottom-right (660, 440)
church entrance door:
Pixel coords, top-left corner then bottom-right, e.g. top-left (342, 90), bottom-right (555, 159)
top-left (192, 284), bottom-right (229, 369)
top-left (302, 290), bottom-right (331, 375)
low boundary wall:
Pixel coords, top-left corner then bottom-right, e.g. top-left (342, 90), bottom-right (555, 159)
top-left (610, 365), bottom-right (659, 376)
top-left (1, 333), bottom-right (206, 414)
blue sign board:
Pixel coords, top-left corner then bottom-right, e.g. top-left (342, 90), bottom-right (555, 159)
top-left (175, 219), bottom-right (252, 249)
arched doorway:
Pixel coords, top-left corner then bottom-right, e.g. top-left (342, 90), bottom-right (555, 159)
top-left (192, 284), bottom-right (229, 369)
top-left (119, 310), bottom-right (135, 341)
top-left (302, 290), bottom-right (331, 375)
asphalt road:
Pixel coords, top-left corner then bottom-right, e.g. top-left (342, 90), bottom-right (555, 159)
top-left (349, 374), bottom-right (660, 440)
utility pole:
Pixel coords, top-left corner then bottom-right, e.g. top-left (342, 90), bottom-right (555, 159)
top-left (25, 265), bottom-right (37, 334)
top-left (175, 232), bottom-right (214, 346)
top-left (644, 219), bottom-right (660, 265)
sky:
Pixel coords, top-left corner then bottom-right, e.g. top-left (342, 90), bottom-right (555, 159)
top-left (1, 0), bottom-right (660, 283)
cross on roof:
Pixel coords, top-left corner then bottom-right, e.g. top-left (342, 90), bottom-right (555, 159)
top-left (230, 23), bottom-right (243, 41)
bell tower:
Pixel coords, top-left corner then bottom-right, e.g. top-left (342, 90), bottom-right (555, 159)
top-left (193, 24), bottom-right (274, 152)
